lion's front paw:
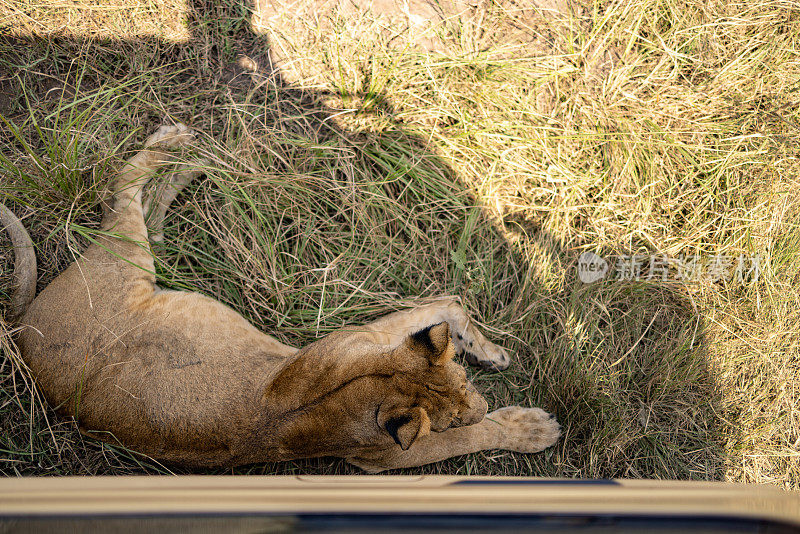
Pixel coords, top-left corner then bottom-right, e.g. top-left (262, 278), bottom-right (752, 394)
top-left (463, 341), bottom-right (511, 371)
top-left (487, 406), bottom-right (561, 453)
top-left (144, 123), bottom-right (195, 148)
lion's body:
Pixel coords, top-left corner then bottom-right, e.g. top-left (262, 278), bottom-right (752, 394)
top-left (4, 124), bottom-right (560, 471)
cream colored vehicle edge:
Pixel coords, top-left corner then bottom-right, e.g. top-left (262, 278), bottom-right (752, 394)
top-left (0, 476), bottom-right (798, 526)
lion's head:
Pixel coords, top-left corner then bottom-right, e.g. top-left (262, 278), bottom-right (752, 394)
top-left (262, 321), bottom-right (488, 455)
top-left (376, 322), bottom-right (488, 449)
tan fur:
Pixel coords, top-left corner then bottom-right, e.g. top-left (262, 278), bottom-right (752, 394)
top-left (5, 124), bottom-right (560, 471)
top-left (0, 203), bottom-right (36, 319)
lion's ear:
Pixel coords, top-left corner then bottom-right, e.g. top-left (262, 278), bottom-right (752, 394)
top-left (380, 406), bottom-right (431, 450)
top-left (409, 322), bottom-right (453, 366)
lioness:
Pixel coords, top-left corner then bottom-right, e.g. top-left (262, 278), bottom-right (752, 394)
top-left (0, 124), bottom-right (560, 471)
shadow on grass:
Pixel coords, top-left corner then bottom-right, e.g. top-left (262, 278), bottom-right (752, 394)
top-left (0, 0), bottom-right (728, 479)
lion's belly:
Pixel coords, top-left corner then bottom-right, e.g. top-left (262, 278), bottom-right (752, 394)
top-left (18, 264), bottom-right (289, 464)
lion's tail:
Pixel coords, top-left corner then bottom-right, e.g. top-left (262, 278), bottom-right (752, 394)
top-left (0, 203), bottom-right (37, 320)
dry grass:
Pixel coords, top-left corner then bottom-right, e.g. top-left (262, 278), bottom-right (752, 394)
top-left (0, 0), bottom-right (799, 486)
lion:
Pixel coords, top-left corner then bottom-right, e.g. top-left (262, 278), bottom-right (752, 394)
top-left (0, 124), bottom-right (560, 472)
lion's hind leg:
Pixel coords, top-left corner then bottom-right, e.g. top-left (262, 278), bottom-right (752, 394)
top-left (94, 123), bottom-right (196, 298)
top-left (142, 157), bottom-right (208, 243)
top-left (104, 123), bottom-right (196, 242)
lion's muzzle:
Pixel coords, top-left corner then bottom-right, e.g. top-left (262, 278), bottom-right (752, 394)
top-left (452, 381), bottom-right (488, 427)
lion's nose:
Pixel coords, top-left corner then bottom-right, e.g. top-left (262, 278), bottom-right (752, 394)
top-left (452, 381), bottom-right (488, 427)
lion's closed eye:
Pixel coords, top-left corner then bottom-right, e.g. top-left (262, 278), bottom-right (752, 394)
top-left (424, 383), bottom-right (449, 394)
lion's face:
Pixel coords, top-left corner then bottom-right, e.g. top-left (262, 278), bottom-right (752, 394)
top-left (262, 321), bottom-right (489, 456)
top-left (376, 322), bottom-right (489, 450)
